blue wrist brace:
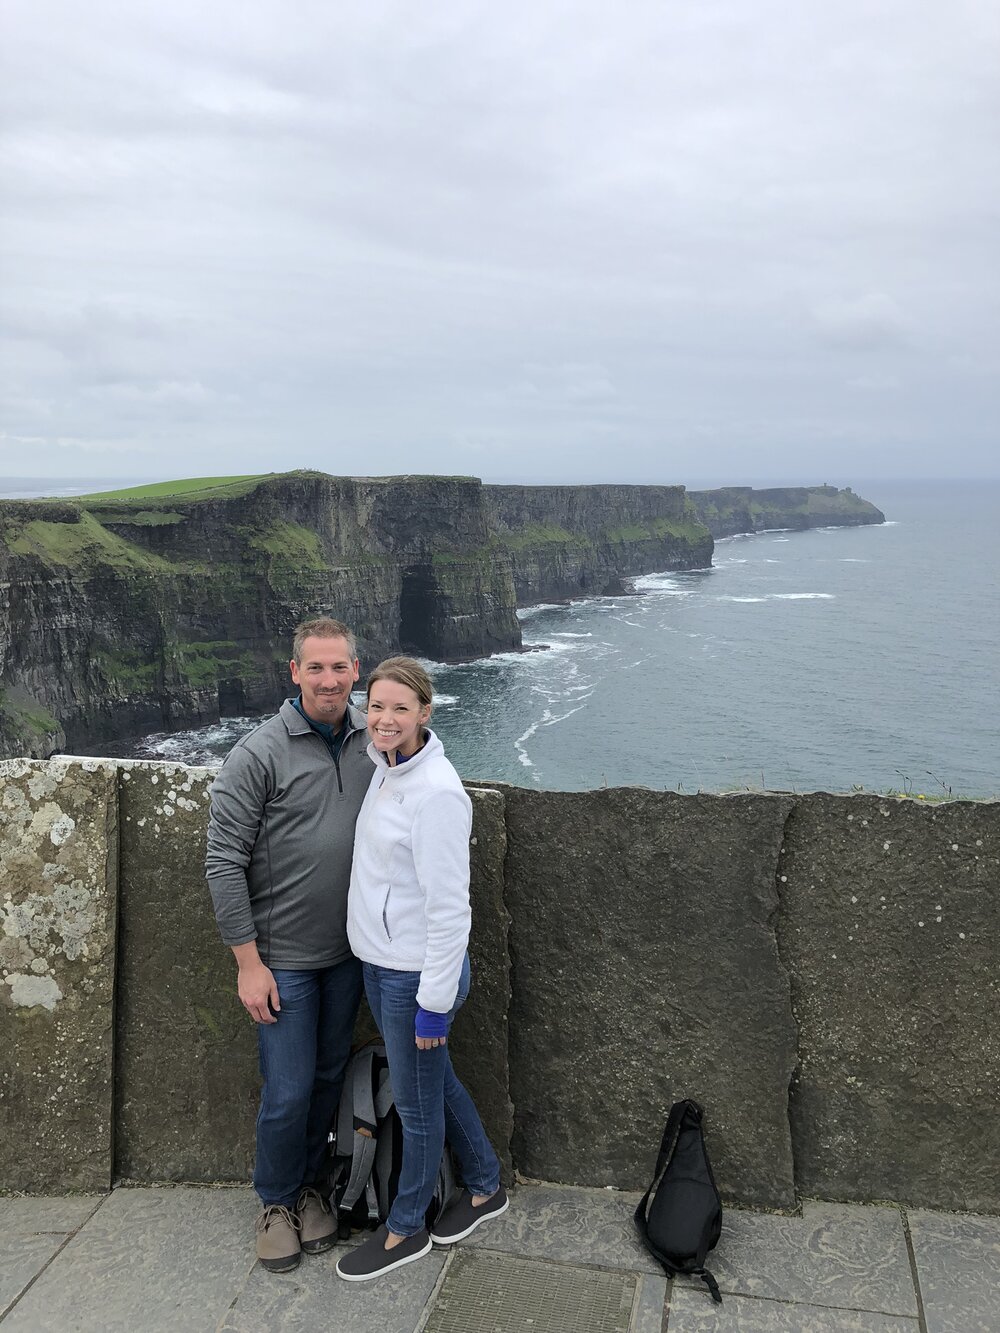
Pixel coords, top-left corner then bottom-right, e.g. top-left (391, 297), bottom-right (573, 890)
top-left (415, 1005), bottom-right (449, 1039)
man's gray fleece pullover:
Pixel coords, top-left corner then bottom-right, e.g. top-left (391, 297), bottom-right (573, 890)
top-left (205, 699), bottom-right (374, 969)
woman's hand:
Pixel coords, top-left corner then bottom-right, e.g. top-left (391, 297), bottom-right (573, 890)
top-left (415, 1002), bottom-right (449, 1049)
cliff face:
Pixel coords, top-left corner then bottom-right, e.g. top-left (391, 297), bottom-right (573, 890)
top-left (484, 483), bottom-right (713, 600)
top-left (0, 475), bottom-right (524, 754)
top-left (689, 484), bottom-right (884, 538)
top-left (0, 473), bottom-right (882, 758)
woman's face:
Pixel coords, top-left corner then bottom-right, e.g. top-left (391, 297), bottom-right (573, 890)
top-left (367, 678), bottom-right (432, 759)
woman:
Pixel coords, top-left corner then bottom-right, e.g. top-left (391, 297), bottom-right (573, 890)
top-left (336, 657), bottom-right (508, 1282)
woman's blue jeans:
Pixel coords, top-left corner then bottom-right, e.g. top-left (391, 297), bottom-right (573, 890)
top-left (363, 955), bottom-right (501, 1236)
top-left (254, 957), bottom-right (362, 1208)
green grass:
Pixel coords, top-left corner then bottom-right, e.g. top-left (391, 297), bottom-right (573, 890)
top-left (94, 649), bottom-right (160, 692)
top-left (88, 509), bottom-right (187, 526)
top-left (5, 511), bottom-right (176, 572)
top-left (247, 521), bottom-right (327, 572)
top-left (77, 475), bottom-right (269, 501)
top-left (173, 640), bottom-right (253, 687)
top-left (492, 523), bottom-right (583, 551)
top-left (0, 691), bottom-right (61, 737)
top-left (604, 518), bottom-right (709, 543)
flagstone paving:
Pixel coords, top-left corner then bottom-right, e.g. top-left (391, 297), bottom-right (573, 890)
top-left (0, 1184), bottom-right (996, 1332)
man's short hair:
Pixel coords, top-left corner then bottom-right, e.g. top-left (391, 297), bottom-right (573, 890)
top-left (292, 617), bottom-right (358, 664)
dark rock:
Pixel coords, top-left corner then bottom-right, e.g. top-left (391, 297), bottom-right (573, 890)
top-left (500, 786), bottom-right (798, 1208)
top-left (689, 485), bottom-right (884, 538)
top-left (779, 793), bottom-right (1000, 1213)
top-left (0, 758), bottom-right (118, 1192)
top-left (485, 484), bottom-right (713, 603)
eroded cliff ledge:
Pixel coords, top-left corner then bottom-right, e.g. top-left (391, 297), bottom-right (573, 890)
top-left (0, 472), bottom-right (882, 757)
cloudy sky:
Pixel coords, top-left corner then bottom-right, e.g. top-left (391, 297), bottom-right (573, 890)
top-left (1, 1), bottom-right (997, 486)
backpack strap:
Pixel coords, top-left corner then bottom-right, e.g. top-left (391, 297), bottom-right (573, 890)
top-left (337, 1048), bottom-right (381, 1213)
top-left (634, 1100), bottom-right (692, 1227)
top-left (374, 1066), bottom-right (394, 1120)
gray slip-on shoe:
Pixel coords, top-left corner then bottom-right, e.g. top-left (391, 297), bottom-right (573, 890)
top-left (335, 1224), bottom-right (432, 1282)
top-left (296, 1187), bottom-right (337, 1254)
top-left (255, 1204), bottom-right (302, 1273)
top-left (430, 1186), bottom-right (509, 1244)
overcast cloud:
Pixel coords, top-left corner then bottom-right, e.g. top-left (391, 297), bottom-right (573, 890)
top-left (1, 0), bottom-right (998, 485)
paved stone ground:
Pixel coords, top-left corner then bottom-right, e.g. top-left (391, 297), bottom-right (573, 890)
top-left (1, 1183), bottom-right (996, 1332)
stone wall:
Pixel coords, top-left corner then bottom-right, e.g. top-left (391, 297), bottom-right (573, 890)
top-left (1, 758), bottom-right (996, 1213)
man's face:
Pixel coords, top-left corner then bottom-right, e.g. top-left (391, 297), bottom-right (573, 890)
top-left (289, 635), bottom-right (360, 723)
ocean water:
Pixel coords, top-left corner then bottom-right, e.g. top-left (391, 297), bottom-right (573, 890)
top-left (0, 477), bottom-right (156, 499)
top-left (27, 478), bottom-right (1000, 797)
top-left (423, 480), bottom-right (1000, 795)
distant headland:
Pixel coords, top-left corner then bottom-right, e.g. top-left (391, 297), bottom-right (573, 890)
top-left (0, 472), bottom-right (883, 759)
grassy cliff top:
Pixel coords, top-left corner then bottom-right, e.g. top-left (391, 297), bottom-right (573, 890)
top-left (77, 475), bottom-right (272, 502)
top-left (71, 471), bottom-right (483, 509)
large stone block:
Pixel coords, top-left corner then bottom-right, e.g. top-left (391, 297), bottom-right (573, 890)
top-left (450, 786), bottom-right (513, 1177)
top-left (779, 794), bottom-right (1000, 1212)
top-left (115, 761), bottom-right (257, 1182)
top-left (502, 787), bottom-right (798, 1208)
top-left (0, 758), bottom-right (118, 1192)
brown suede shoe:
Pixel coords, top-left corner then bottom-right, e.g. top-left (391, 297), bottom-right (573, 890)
top-left (255, 1204), bottom-right (302, 1273)
top-left (296, 1188), bottom-right (337, 1255)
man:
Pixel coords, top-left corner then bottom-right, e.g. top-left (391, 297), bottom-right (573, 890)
top-left (206, 617), bottom-right (374, 1272)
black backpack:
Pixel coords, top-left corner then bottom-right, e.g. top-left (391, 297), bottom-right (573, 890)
top-left (633, 1100), bottom-right (723, 1304)
top-left (328, 1042), bottom-right (459, 1238)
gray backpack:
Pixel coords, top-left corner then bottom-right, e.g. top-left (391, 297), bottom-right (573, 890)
top-left (328, 1042), bottom-right (459, 1237)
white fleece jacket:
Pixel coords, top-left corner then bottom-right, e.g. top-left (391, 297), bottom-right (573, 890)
top-left (347, 729), bottom-right (473, 1014)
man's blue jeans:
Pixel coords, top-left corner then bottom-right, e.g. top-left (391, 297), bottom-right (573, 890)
top-left (254, 958), bottom-right (362, 1208)
top-left (363, 955), bottom-right (501, 1237)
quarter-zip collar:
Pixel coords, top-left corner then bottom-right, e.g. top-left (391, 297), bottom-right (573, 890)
top-left (281, 696), bottom-right (367, 740)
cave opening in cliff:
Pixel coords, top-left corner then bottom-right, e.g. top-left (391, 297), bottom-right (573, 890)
top-left (217, 678), bottom-right (246, 716)
top-left (399, 565), bottom-right (440, 657)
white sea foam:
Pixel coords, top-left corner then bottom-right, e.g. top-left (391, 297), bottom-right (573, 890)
top-left (771, 592), bottom-right (835, 600)
top-left (521, 636), bottom-right (576, 654)
top-left (517, 603), bottom-right (567, 620)
top-left (720, 596), bottom-right (767, 603)
top-left (513, 698), bottom-right (591, 773)
top-left (632, 573), bottom-right (693, 594)
top-left (548, 631), bottom-right (594, 638)
top-left (140, 717), bottom-right (262, 765)
top-left (432, 693), bottom-right (459, 706)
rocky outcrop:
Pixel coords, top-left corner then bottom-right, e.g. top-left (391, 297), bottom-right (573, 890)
top-left (689, 484), bottom-right (884, 538)
top-left (0, 473), bottom-right (882, 759)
